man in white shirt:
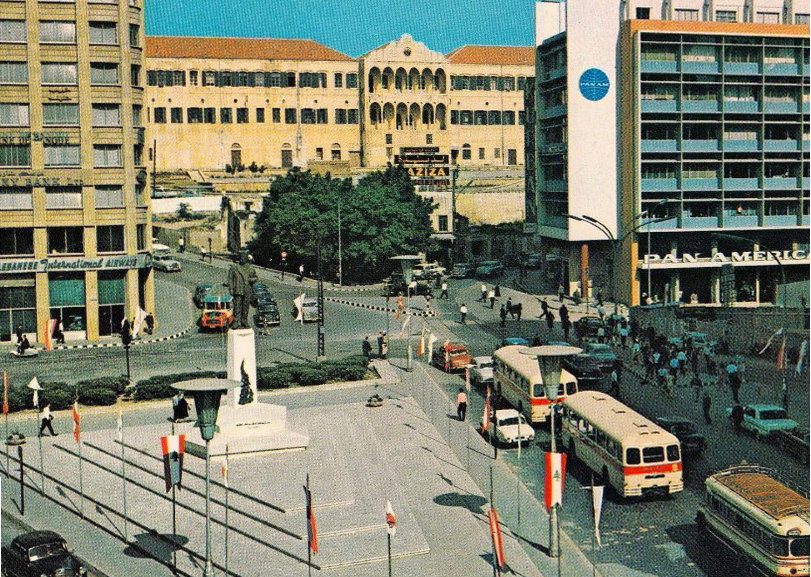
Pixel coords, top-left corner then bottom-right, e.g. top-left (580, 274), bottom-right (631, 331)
top-left (39, 402), bottom-right (57, 436)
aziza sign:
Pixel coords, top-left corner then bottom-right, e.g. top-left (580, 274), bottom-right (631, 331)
top-left (642, 250), bottom-right (809, 267)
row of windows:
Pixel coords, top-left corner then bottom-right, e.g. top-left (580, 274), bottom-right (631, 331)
top-left (642, 44), bottom-right (809, 64)
top-left (0, 225), bottom-right (129, 255)
top-left (151, 106), bottom-right (359, 125)
top-left (642, 163), bottom-right (807, 179)
top-left (0, 185), bottom-right (145, 211)
top-left (449, 110), bottom-right (520, 125)
top-left (637, 6), bottom-right (810, 24)
top-left (147, 69), bottom-right (359, 89)
top-left (0, 61), bottom-right (142, 86)
top-left (0, 143), bottom-right (143, 167)
top-left (449, 75), bottom-right (528, 91)
top-left (0, 103), bottom-right (143, 127)
top-left (0, 20), bottom-right (139, 47)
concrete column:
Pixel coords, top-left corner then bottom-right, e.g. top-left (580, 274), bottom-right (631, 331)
top-left (125, 269), bottom-right (140, 320)
top-left (35, 273), bottom-right (49, 345)
top-left (85, 270), bottom-right (98, 341)
top-left (580, 243), bottom-right (589, 300)
top-left (710, 269), bottom-right (720, 304)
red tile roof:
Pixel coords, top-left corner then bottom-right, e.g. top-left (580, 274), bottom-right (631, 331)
top-left (145, 36), bottom-right (354, 62)
top-left (445, 45), bottom-right (535, 66)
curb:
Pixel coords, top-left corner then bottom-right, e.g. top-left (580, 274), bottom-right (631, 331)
top-left (325, 296), bottom-right (437, 318)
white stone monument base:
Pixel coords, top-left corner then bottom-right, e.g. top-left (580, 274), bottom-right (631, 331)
top-left (180, 402), bottom-right (309, 459)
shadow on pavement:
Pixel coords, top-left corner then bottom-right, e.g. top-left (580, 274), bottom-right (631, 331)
top-left (434, 491), bottom-right (486, 514)
top-left (124, 531), bottom-right (189, 563)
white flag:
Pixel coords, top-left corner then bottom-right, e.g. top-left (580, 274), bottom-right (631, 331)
top-left (796, 340), bottom-right (808, 375)
top-left (591, 484), bottom-right (604, 547)
top-left (427, 333), bottom-right (438, 360)
top-left (400, 313), bottom-right (411, 336)
top-left (385, 500), bottom-right (396, 536)
top-left (293, 293), bottom-right (305, 324)
top-left (132, 308), bottom-right (147, 337)
top-left (221, 453), bottom-right (229, 488)
top-left (28, 376), bottom-right (41, 408)
top-left (116, 406), bottom-right (123, 443)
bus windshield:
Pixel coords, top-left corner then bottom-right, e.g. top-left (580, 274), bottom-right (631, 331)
top-left (791, 536), bottom-right (810, 557)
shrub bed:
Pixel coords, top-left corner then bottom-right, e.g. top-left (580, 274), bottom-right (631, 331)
top-left (76, 376), bottom-right (129, 396)
top-left (133, 371), bottom-right (226, 401)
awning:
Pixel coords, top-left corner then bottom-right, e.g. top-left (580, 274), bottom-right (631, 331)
top-left (430, 233), bottom-right (456, 241)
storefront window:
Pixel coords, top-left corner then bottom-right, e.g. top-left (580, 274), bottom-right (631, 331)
top-left (97, 271), bottom-right (125, 336)
top-left (49, 273), bottom-right (86, 332)
top-left (0, 278), bottom-right (36, 341)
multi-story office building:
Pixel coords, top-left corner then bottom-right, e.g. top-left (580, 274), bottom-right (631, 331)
top-left (0, 0), bottom-right (152, 344)
top-left (143, 33), bottom-right (533, 171)
top-left (530, 0), bottom-right (809, 306)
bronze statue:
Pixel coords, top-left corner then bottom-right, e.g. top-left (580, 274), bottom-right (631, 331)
top-left (228, 252), bottom-right (254, 329)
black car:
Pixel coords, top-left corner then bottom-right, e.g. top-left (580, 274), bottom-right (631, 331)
top-left (193, 282), bottom-right (213, 308)
top-left (653, 417), bottom-right (706, 457)
top-left (2, 531), bottom-right (87, 577)
top-left (562, 354), bottom-right (604, 389)
top-left (254, 302), bottom-right (281, 327)
top-left (573, 316), bottom-right (603, 341)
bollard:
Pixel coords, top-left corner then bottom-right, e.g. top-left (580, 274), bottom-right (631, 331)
top-left (407, 340), bottom-right (413, 372)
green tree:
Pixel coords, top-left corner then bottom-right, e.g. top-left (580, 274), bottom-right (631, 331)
top-left (176, 202), bottom-right (194, 220)
top-left (249, 166), bottom-right (435, 283)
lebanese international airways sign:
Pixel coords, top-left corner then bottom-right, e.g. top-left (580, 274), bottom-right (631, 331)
top-left (579, 68), bottom-right (610, 101)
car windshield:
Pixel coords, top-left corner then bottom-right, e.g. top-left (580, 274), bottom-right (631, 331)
top-left (499, 417), bottom-right (520, 427)
top-left (760, 409), bottom-right (788, 420)
top-left (28, 541), bottom-right (67, 561)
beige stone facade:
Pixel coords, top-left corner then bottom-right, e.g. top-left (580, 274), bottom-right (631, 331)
top-left (144, 34), bottom-right (534, 172)
top-left (0, 0), bottom-right (151, 343)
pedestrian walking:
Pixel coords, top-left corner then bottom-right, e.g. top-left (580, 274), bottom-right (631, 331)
top-left (597, 289), bottom-right (604, 307)
top-left (381, 332), bottom-right (388, 359)
top-left (702, 392), bottom-right (712, 424)
top-left (558, 284), bottom-right (565, 302)
top-left (558, 303), bottom-right (568, 322)
top-left (362, 335), bottom-right (372, 359)
top-left (178, 236), bottom-right (185, 253)
top-left (731, 403), bottom-right (744, 436)
top-left (726, 361), bottom-right (740, 402)
top-left (596, 325), bottom-right (606, 344)
top-left (669, 355), bottom-right (680, 385)
top-left (489, 290), bottom-right (496, 309)
top-left (499, 305), bottom-right (507, 327)
top-left (39, 402), bottom-right (57, 436)
top-left (200, 246), bottom-right (208, 261)
top-left (597, 305), bottom-right (605, 321)
top-left (377, 332), bottom-right (384, 359)
top-left (459, 303), bottom-right (468, 324)
top-left (562, 317), bottom-right (571, 342)
top-left (494, 285), bottom-right (501, 298)
top-left (545, 310), bottom-right (554, 330)
top-left (677, 350), bottom-right (688, 377)
top-left (506, 298), bottom-right (514, 318)
top-left (620, 326), bottom-right (628, 348)
top-left (691, 374), bottom-right (703, 402)
top-left (145, 312), bottom-right (155, 336)
top-left (609, 369), bottom-right (619, 397)
top-left (456, 388), bottom-right (467, 421)
top-left (515, 303), bottom-right (522, 322)
top-left (53, 319), bottom-right (65, 344)
top-left (172, 392), bottom-right (189, 422)
top-left (480, 284), bottom-right (488, 302)
top-left (298, 264), bottom-right (305, 282)
top-left (632, 338), bottom-right (641, 362)
top-left (440, 281), bottom-right (449, 300)
top-left (540, 299), bottom-right (549, 317)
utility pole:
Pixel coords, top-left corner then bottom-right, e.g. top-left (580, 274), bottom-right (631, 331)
top-left (317, 239), bottom-right (325, 361)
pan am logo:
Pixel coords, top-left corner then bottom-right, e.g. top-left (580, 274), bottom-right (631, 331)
top-left (579, 68), bottom-right (610, 101)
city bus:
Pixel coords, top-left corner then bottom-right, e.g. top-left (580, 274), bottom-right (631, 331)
top-left (697, 465), bottom-right (809, 577)
top-left (492, 345), bottom-right (578, 423)
top-left (560, 391), bottom-right (683, 497)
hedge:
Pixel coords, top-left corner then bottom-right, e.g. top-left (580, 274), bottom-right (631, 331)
top-left (133, 371), bottom-right (226, 401)
top-left (76, 376), bottom-right (129, 396)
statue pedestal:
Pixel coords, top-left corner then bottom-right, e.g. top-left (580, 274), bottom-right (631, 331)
top-left (180, 328), bottom-right (309, 459)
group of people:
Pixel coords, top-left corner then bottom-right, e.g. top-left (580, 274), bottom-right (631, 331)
top-left (362, 332), bottom-right (389, 359)
top-left (15, 326), bottom-right (31, 355)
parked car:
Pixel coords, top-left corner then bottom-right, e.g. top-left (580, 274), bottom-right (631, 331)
top-left (573, 316), bottom-right (603, 341)
top-left (152, 243), bottom-right (171, 255)
top-left (251, 282), bottom-right (273, 306)
top-left (254, 302), bottom-right (281, 327)
top-left (561, 354), bottom-right (604, 388)
top-left (295, 297), bottom-right (320, 323)
top-left (431, 342), bottom-right (472, 373)
top-left (199, 292), bottom-right (233, 331)
top-left (474, 260), bottom-right (505, 278)
top-left (1, 530), bottom-right (88, 577)
top-left (470, 356), bottom-right (494, 387)
top-left (152, 254), bottom-right (182, 272)
top-left (501, 337), bottom-right (529, 347)
top-left (412, 262), bottom-right (445, 280)
top-left (583, 343), bottom-right (617, 372)
top-left (481, 409), bottom-right (535, 446)
top-left (724, 404), bottom-right (800, 437)
top-left (450, 262), bottom-right (476, 278)
top-left (383, 273), bottom-right (433, 297)
top-left (773, 427), bottom-right (810, 464)
top-left (193, 282), bottom-right (213, 308)
top-left (653, 416), bottom-right (706, 456)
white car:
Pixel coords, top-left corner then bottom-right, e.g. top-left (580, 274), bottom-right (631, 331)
top-left (296, 297), bottom-right (320, 322)
top-left (482, 409), bottom-right (535, 446)
top-left (412, 262), bottom-right (445, 280)
top-left (470, 356), bottom-right (494, 387)
top-left (153, 254), bottom-right (182, 272)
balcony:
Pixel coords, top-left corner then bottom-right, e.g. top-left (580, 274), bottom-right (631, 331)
top-left (640, 60), bottom-right (678, 73)
top-left (546, 179), bottom-right (567, 192)
top-left (641, 139), bottom-right (678, 152)
top-left (763, 214), bottom-right (798, 226)
top-left (542, 104), bottom-right (566, 119)
top-left (641, 100), bottom-right (678, 113)
top-left (682, 177), bottom-right (719, 190)
top-left (724, 62), bottom-right (760, 75)
top-left (763, 139), bottom-right (798, 152)
top-left (724, 101), bottom-right (759, 113)
top-left (549, 67), bottom-right (566, 80)
top-left (724, 139), bottom-right (759, 152)
top-left (681, 61), bottom-right (719, 74)
top-left (723, 177), bottom-right (759, 190)
top-left (723, 214), bottom-right (759, 227)
top-left (682, 139), bottom-right (720, 152)
top-left (682, 215), bottom-right (720, 228)
top-left (682, 100), bottom-right (719, 113)
top-left (763, 63), bottom-right (800, 76)
top-left (764, 177), bottom-right (798, 189)
top-left (647, 217), bottom-right (679, 229)
top-left (641, 178), bottom-right (678, 191)
top-left (763, 101), bottom-right (799, 114)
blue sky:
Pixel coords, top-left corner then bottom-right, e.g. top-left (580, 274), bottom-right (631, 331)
top-left (145, 0), bottom-right (536, 56)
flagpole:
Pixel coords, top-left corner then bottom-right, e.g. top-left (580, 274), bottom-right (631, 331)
top-left (78, 439), bottom-right (84, 518)
top-left (306, 472), bottom-right (312, 577)
top-left (120, 408), bottom-right (128, 542)
top-left (387, 532), bottom-right (392, 577)
top-left (36, 397), bottom-right (44, 492)
top-left (591, 473), bottom-right (597, 577)
top-left (490, 464), bottom-right (497, 577)
top-left (4, 371), bottom-right (9, 479)
top-left (171, 420), bottom-right (177, 576)
top-left (224, 445), bottom-right (230, 577)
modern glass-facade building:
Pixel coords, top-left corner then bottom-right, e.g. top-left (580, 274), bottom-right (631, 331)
top-left (0, 0), bottom-right (153, 344)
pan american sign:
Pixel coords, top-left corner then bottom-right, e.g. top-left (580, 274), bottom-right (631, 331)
top-left (642, 250), bottom-right (808, 268)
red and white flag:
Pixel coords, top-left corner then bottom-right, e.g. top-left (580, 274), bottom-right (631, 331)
top-left (2, 371), bottom-right (8, 415)
top-left (221, 457), bottom-right (228, 488)
top-left (481, 386), bottom-right (491, 435)
top-left (544, 452), bottom-right (567, 510)
top-left (160, 434), bottom-right (185, 492)
top-left (418, 330), bottom-right (425, 356)
top-left (72, 400), bottom-right (80, 443)
top-left (488, 505), bottom-right (505, 571)
top-left (304, 478), bottom-right (318, 553)
top-left (385, 500), bottom-right (396, 535)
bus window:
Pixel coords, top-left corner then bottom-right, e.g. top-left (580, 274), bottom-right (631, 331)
top-left (595, 429), bottom-right (606, 446)
top-left (790, 536), bottom-right (809, 557)
top-left (666, 444), bottom-right (680, 462)
top-left (565, 382), bottom-right (577, 395)
top-left (642, 446), bottom-right (665, 463)
top-left (533, 383), bottom-right (544, 397)
top-left (626, 447), bottom-right (641, 464)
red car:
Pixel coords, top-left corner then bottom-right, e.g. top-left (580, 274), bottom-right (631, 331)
top-left (432, 342), bottom-right (472, 372)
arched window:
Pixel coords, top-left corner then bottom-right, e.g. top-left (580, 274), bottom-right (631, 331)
top-left (368, 66), bottom-right (381, 93)
top-left (422, 68), bottom-right (433, 91)
top-left (395, 67), bottom-right (408, 91)
top-left (409, 103), bottom-right (420, 127)
top-left (369, 102), bottom-right (381, 125)
top-left (461, 143), bottom-right (471, 160)
top-left (435, 104), bottom-right (447, 130)
top-left (331, 143), bottom-right (341, 161)
top-left (382, 67), bottom-right (394, 90)
top-left (434, 69), bottom-right (447, 93)
top-left (395, 103), bottom-right (408, 130)
top-left (409, 67), bottom-right (421, 90)
top-left (422, 103), bottom-right (434, 125)
top-left (382, 103), bottom-right (395, 128)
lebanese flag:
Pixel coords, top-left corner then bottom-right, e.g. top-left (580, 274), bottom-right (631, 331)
top-left (385, 500), bottom-right (396, 535)
top-left (776, 333), bottom-right (787, 371)
top-left (304, 479), bottom-right (318, 553)
top-left (72, 400), bottom-right (80, 443)
top-left (418, 330), bottom-right (425, 356)
top-left (160, 434), bottom-right (185, 492)
top-left (481, 386), bottom-right (491, 435)
top-left (544, 452), bottom-right (567, 510)
top-left (488, 505), bottom-right (505, 571)
top-left (44, 319), bottom-right (56, 351)
top-left (2, 371), bottom-right (8, 415)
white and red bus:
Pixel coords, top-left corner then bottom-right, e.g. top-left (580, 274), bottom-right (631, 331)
top-left (697, 465), bottom-right (809, 577)
top-left (560, 391), bottom-right (683, 498)
top-left (492, 345), bottom-right (578, 423)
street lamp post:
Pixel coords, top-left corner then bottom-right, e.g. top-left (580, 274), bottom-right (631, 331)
top-left (521, 345), bottom-right (581, 571)
top-left (172, 378), bottom-right (240, 577)
top-left (337, 191), bottom-right (342, 287)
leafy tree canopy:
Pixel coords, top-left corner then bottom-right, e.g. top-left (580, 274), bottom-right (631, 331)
top-left (249, 166), bottom-right (436, 283)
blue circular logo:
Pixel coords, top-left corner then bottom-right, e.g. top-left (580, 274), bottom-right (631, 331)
top-left (579, 68), bottom-right (610, 101)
